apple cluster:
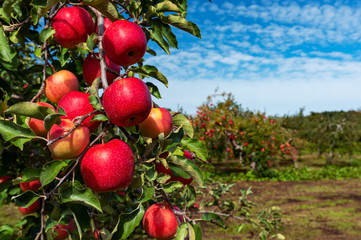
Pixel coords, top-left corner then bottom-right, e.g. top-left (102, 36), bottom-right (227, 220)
top-left (24, 6), bottom-right (183, 239)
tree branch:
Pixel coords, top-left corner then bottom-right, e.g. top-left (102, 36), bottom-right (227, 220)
top-left (47, 110), bottom-right (99, 146)
top-left (90, 7), bottom-right (109, 89)
top-left (47, 130), bottom-right (107, 197)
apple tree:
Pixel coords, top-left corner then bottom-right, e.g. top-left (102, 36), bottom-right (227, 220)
top-left (0, 0), bottom-right (283, 239)
top-left (191, 91), bottom-right (298, 172)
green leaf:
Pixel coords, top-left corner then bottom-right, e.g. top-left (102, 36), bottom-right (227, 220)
top-left (21, 168), bottom-right (41, 182)
top-left (146, 46), bottom-right (157, 56)
top-left (0, 120), bottom-right (36, 141)
top-left (40, 160), bottom-right (68, 187)
top-left (201, 213), bottom-right (226, 228)
top-left (86, 34), bottom-right (94, 51)
top-left (34, 46), bottom-right (42, 57)
top-left (109, 204), bottom-right (145, 240)
top-left (172, 114), bottom-right (194, 138)
top-left (0, 225), bottom-right (14, 240)
top-left (40, 27), bottom-right (55, 43)
top-left (161, 14), bottom-right (201, 38)
top-left (9, 28), bottom-right (24, 44)
top-left (0, 28), bottom-right (19, 69)
top-left (11, 138), bottom-right (32, 150)
top-left (44, 113), bottom-right (63, 131)
top-left (146, 82), bottom-right (162, 99)
top-left (91, 114), bottom-right (108, 122)
top-left (186, 185), bottom-right (196, 207)
top-left (33, 0), bottom-right (61, 23)
top-left (0, 89), bottom-right (10, 117)
top-left (181, 138), bottom-right (208, 161)
top-left (89, 95), bottom-right (102, 110)
top-left (169, 155), bottom-right (203, 186)
top-left (59, 180), bottom-right (102, 212)
top-left (156, 1), bottom-right (181, 13)
top-left (192, 223), bottom-right (202, 240)
top-left (135, 185), bottom-right (155, 203)
top-left (57, 47), bottom-right (71, 67)
top-left (83, 0), bottom-right (118, 22)
top-left (12, 191), bottom-right (41, 208)
top-left (1, 0), bottom-right (18, 24)
top-left (131, 65), bottom-right (168, 87)
top-left (145, 167), bottom-right (157, 182)
top-left (31, 0), bottom-right (47, 7)
top-left (149, 19), bottom-right (178, 49)
top-left (163, 181), bottom-right (183, 193)
top-left (68, 204), bottom-right (91, 236)
top-left (146, 27), bottom-right (170, 55)
top-left (169, 163), bottom-right (191, 178)
top-left (187, 222), bottom-right (196, 240)
top-left (175, 223), bottom-right (187, 240)
top-left (5, 102), bottom-right (56, 120)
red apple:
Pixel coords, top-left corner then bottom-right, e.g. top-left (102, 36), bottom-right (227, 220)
top-left (18, 199), bottom-right (41, 215)
top-left (0, 175), bottom-right (12, 184)
top-left (48, 118), bottom-right (90, 159)
top-left (57, 91), bottom-right (100, 132)
top-left (139, 108), bottom-right (173, 138)
top-left (142, 203), bottom-right (178, 240)
top-left (81, 139), bottom-right (134, 193)
top-left (53, 224), bottom-right (69, 240)
top-left (82, 53), bottom-right (120, 86)
top-left (28, 102), bottom-right (55, 136)
top-left (102, 20), bottom-right (147, 66)
top-left (94, 229), bottom-right (102, 240)
top-left (183, 151), bottom-right (192, 160)
top-left (52, 7), bottom-right (95, 49)
top-left (20, 179), bottom-right (42, 192)
top-left (45, 70), bottom-right (79, 103)
top-left (102, 77), bottom-right (152, 127)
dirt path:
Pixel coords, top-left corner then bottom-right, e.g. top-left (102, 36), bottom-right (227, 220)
top-left (202, 179), bottom-right (361, 240)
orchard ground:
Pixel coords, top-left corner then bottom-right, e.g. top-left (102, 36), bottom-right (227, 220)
top-left (1, 154), bottom-right (361, 239)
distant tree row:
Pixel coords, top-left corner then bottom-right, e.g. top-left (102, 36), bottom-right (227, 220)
top-left (191, 91), bottom-right (361, 171)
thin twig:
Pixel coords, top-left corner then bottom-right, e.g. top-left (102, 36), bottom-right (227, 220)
top-left (113, 66), bottom-right (131, 81)
top-left (34, 196), bottom-right (46, 240)
top-left (3, 17), bottom-right (31, 32)
top-left (47, 130), bottom-right (107, 197)
top-left (119, 127), bottom-right (137, 142)
top-left (112, 0), bottom-right (135, 20)
top-left (160, 188), bottom-right (182, 225)
top-left (47, 110), bottom-right (99, 146)
top-left (185, 210), bottom-right (247, 222)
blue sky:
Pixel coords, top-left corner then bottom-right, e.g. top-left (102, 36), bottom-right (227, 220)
top-left (145, 0), bottom-right (361, 116)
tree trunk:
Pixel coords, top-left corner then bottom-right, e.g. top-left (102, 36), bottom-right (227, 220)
top-left (326, 140), bottom-right (335, 165)
top-left (327, 150), bottom-right (333, 164)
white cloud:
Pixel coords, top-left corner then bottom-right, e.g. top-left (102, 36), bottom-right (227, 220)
top-left (144, 0), bottom-right (361, 116)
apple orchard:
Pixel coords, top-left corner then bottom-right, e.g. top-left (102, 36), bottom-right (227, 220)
top-left (0, 1), bottom-right (283, 240)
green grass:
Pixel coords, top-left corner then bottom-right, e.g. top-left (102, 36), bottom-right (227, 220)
top-left (203, 154), bottom-right (361, 182)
